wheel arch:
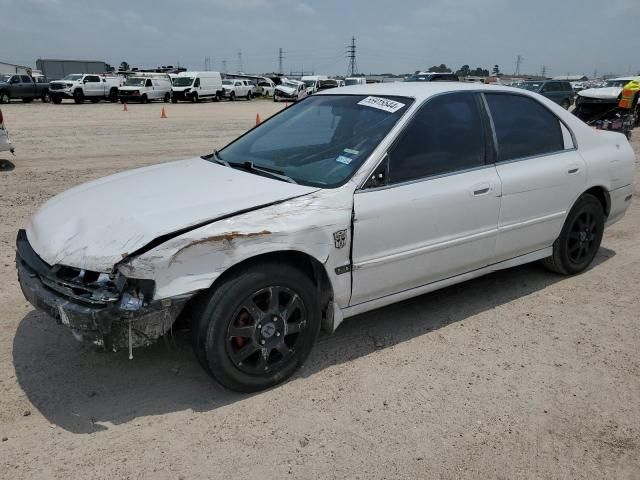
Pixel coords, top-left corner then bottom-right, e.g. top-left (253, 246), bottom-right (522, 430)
top-left (582, 185), bottom-right (611, 217)
top-left (183, 250), bottom-right (336, 332)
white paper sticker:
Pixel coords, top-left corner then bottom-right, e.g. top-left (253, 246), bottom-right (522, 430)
top-left (357, 96), bottom-right (405, 113)
top-left (335, 155), bottom-right (353, 165)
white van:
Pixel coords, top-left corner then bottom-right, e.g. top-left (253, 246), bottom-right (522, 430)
top-left (118, 74), bottom-right (172, 103)
top-left (301, 75), bottom-right (329, 95)
top-left (171, 71), bottom-right (223, 103)
top-left (344, 77), bottom-right (366, 86)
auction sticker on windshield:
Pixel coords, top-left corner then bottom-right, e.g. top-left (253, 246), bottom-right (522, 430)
top-left (357, 96), bottom-right (405, 113)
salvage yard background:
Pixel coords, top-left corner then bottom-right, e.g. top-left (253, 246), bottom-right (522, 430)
top-left (1, 102), bottom-right (639, 479)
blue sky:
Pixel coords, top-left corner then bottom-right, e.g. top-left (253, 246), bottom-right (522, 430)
top-left (1, 0), bottom-right (638, 77)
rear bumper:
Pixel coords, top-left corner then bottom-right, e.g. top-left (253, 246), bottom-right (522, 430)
top-left (0, 130), bottom-right (13, 153)
top-left (16, 230), bottom-right (190, 351)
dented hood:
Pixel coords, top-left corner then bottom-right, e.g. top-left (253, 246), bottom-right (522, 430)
top-left (26, 157), bottom-right (317, 271)
top-left (578, 86), bottom-right (622, 101)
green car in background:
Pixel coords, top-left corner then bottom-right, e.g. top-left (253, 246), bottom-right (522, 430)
top-left (520, 80), bottom-right (575, 109)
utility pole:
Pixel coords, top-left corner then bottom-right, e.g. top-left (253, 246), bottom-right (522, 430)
top-left (346, 36), bottom-right (357, 77)
top-left (593, 68), bottom-right (598, 79)
top-left (514, 55), bottom-right (522, 76)
top-left (278, 48), bottom-right (285, 75)
top-left (237, 50), bottom-right (243, 73)
top-left (541, 65), bottom-right (547, 77)
top-left (221, 59), bottom-right (227, 73)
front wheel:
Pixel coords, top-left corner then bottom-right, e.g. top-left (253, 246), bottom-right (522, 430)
top-left (541, 193), bottom-right (604, 275)
top-left (0, 91), bottom-right (9, 104)
top-left (51, 95), bottom-right (62, 104)
top-left (246, 92), bottom-right (252, 100)
top-left (41, 91), bottom-right (51, 103)
top-left (73, 90), bottom-right (84, 104)
top-left (191, 92), bottom-right (199, 103)
top-left (229, 92), bottom-right (235, 101)
top-left (191, 262), bottom-right (321, 392)
top-left (164, 92), bottom-right (170, 103)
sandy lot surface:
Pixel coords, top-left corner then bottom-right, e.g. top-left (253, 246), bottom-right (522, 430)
top-left (0, 100), bottom-right (639, 479)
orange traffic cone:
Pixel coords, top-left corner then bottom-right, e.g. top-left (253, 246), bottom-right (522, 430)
top-left (123, 102), bottom-right (128, 112)
top-left (255, 113), bottom-right (261, 125)
top-left (160, 107), bottom-right (167, 119)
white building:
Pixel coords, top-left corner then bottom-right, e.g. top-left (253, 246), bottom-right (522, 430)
top-left (0, 60), bottom-right (31, 75)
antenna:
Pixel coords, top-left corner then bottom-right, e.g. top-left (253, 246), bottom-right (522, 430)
top-left (346, 36), bottom-right (357, 77)
top-left (237, 50), bottom-right (243, 73)
top-left (514, 55), bottom-right (522, 76)
top-left (278, 47), bottom-right (285, 75)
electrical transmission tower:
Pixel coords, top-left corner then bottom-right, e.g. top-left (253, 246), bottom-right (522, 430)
top-left (514, 55), bottom-right (523, 76)
top-left (278, 48), bottom-right (285, 75)
top-left (541, 65), bottom-right (546, 77)
top-left (204, 57), bottom-right (211, 71)
top-left (237, 50), bottom-right (243, 73)
top-left (346, 37), bottom-right (358, 77)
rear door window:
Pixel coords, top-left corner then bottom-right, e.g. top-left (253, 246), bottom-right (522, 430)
top-left (21, 75), bottom-right (32, 83)
top-left (484, 93), bottom-right (564, 162)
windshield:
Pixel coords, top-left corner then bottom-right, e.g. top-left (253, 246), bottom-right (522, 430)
top-left (222, 80), bottom-right (233, 85)
top-left (62, 74), bottom-right (84, 81)
top-left (173, 77), bottom-right (194, 87)
top-left (345, 79), bottom-right (359, 86)
top-left (0, 74), bottom-right (11, 82)
top-left (521, 82), bottom-right (543, 91)
top-left (217, 95), bottom-right (413, 188)
top-left (281, 80), bottom-right (299, 88)
top-left (124, 77), bottom-right (146, 87)
top-left (604, 80), bottom-right (629, 88)
top-left (303, 80), bottom-right (316, 88)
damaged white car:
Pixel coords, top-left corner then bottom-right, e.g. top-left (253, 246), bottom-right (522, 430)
top-left (17, 83), bottom-right (635, 392)
top-left (0, 108), bottom-right (14, 155)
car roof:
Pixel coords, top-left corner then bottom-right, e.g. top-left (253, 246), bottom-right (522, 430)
top-left (315, 81), bottom-right (532, 101)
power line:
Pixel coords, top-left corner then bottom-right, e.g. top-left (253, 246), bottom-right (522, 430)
top-left (346, 36), bottom-right (357, 77)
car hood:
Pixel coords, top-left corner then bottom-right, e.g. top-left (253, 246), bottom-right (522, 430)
top-left (578, 86), bottom-right (622, 100)
top-left (26, 157), bottom-right (318, 271)
top-left (275, 85), bottom-right (296, 95)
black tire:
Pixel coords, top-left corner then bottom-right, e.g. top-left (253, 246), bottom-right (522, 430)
top-left (164, 92), bottom-right (170, 103)
top-left (541, 193), bottom-right (604, 275)
top-left (191, 92), bottom-right (198, 103)
top-left (109, 89), bottom-right (118, 103)
top-left (191, 262), bottom-right (321, 392)
top-left (229, 92), bottom-right (235, 101)
top-left (171, 96), bottom-right (178, 103)
top-left (141, 94), bottom-right (149, 104)
top-left (51, 95), bottom-right (62, 104)
top-left (0, 91), bottom-right (9, 104)
top-left (21, 97), bottom-right (34, 103)
top-left (215, 92), bottom-right (221, 102)
top-left (41, 91), bottom-right (51, 103)
top-left (73, 89), bottom-right (84, 104)
top-left (246, 92), bottom-right (252, 100)
top-left (561, 99), bottom-right (571, 110)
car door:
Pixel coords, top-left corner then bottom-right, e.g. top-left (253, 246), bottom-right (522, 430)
top-left (351, 92), bottom-right (502, 305)
top-left (21, 76), bottom-right (35, 98)
top-left (483, 92), bottom-right (586, 262)
top-left (11, 76), bottom-right (25, 97)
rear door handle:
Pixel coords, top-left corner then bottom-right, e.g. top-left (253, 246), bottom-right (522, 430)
top-left (567, 165), bottom-right (580, 175)
top-left (472, 182), bottom-right (492, 196)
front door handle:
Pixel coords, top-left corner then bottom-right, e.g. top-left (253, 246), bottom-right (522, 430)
top-left (567, 165), bottom-right (580, 175)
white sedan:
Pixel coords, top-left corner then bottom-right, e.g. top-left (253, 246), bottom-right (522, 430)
top-left (16, 83), bottom-right (635, 392)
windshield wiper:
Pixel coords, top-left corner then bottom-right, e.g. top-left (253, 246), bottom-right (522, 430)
top-left (231, 161), bottom-right (297, 184)
top-left (209, 149), bottom-right (230, 167)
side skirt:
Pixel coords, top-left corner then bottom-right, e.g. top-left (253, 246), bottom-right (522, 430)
top-left (335, 247), bottom-right (552, 325)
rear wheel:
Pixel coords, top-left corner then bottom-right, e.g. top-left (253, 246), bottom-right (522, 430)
top-left (191, 262), bottom-right (320, 392)
top-left (246, 91), bottom-right (252, 100)
top-left (109, 89), bottom-right (118, 102)
top-left (141, 94), bottom-right (149, 104)
top-left (164, 92), bottom-right (170, 103)
top-left (230, 92), bottom-right (235, 101)
top-left (41, 91), bottom-right (51, 103)
top-left (51, 95), bottom-right (62, 104)
top-left (0, 91), bottom-right (9, 104)
top-left (542, 193), bottom-right (604, 275)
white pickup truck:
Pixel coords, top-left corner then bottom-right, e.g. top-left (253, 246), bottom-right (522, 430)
top-left (221, 79), bottom-right (255, 101)
top-left (49, 74), bottom-right (122, 104)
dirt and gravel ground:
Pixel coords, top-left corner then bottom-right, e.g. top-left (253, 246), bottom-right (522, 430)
top-left (0, 99), bottom-right (638, 479)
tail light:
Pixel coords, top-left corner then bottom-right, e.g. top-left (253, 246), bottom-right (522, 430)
top-left (0, 109), bottom-right (4, 128)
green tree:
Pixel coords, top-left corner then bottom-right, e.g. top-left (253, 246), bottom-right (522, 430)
top-left (456, 64), bottom-right (471, 77)
top-left (119, 61), bottom-right (130, 71)
top-left (428, 64), bottom-right (452, 73)
top-left (492, 64), bottom-right (500, 76)
top-left (105, 63), bottom-right (115, 73)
